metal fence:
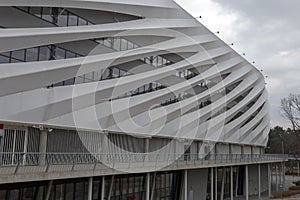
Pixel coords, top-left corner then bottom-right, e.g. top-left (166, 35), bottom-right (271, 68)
top-left (0, 152), bottom-right (288, 167)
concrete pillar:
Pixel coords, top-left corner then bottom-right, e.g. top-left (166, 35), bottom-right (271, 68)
top-left (275, 164), bottom-right (278, 192)
top-left (88, 177), bottom-right (93, 200)
top-left (107, 176), bottom-right (114, 200)
top-left (230, 167), bottom-right (234, 200)
top-left (39, 130), bottom-right (48, 165)
top-left (211, 168), bottom-right (214, 200)
top-left (235, 167), bottom-right (239, 197)
top-left (184, 169), bottom-right (188, 200)
top-left (268, 164), bottom-right (272, 198)
top-left (145, 138), bottom-right (150, 153)
top-left (282, 162), bottom-right (286, 190)
top-left (220, 168), bottom-right (225, 200)
top-left (258, 164), bottom-right (261, 199)
top-left (215, 168), bottom-right (218, 200)
top-left (146, 173), bottom-right (150, 200)
top-left (245, 165), bottom-right (249, 200)
top-left (101, 176), bottom-right (105, 200)
top-left (297, 161), bottom-right (300, 177)
top-left (45, 180), bottom-right (53, 200)
top-left (150, 173), bottom-right (156, 200)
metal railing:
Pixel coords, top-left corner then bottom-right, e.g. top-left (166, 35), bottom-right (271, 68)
top-left (0, 152), bottom-right (288, 167)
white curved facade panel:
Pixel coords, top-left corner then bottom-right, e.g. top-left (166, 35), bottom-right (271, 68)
top-left (0, 0), bottom-right (270, 147)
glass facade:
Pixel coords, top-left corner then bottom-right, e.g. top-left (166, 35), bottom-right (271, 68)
top-left (0, 171), bottom-right (181, 200)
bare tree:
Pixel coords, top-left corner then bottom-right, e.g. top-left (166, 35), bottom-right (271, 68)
top-left (281, 94), bottom-right (300, 144)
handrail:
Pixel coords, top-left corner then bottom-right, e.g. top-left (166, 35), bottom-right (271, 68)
top-left (0, 152), bottom-right (288, 167)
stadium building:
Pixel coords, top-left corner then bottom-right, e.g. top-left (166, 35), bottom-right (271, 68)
top-left (0, 0), bottom-right (286, 199)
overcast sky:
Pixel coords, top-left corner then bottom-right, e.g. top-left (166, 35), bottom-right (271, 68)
top-left (174, 0), bottom-right (300, 128)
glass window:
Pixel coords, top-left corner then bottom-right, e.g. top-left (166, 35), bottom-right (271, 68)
top-left (78, 18), bottom-right (87, 26)
top-left (18, 7), bottom-right (29, 13)
top-left (0, 55), bottom-right (9, 64)
top-left (66, 51), bottom-right (76, 59)
top-left (26, 48), bottom-right (38, 62)
top-left (29, 7), bottom-right (42, 18)
top-left (64, 78), bottom-right (75, 86)
top-left (38, 46), bottom-right (51, 61)
top-left (41, 7), bottom-right (52, 22)
top-left (55, 48), bottom-right (66, 59)
top-left (12, 49), bottom-right (25, 61)
top-left (57, 10), bottom-right (68, 26)
top-left (68, 14), bottom-right (78, 26)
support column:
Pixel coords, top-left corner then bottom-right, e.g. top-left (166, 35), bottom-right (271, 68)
top-left (211, 168), bottom-right (214, 200)
top-left (282, 162), bottom-right (286, 190)
top-left (39, 130), bottom-right (48, 165)
top-left (150, 173), bottom-right (156, 200)
top-left (230, 167), bottom-right (234, 200)
top-left (298, 161), bottom-right (300, 177)
top-left (235, 167), bottom-right (239, 197)
top-left (101, 176), bottom-right (105, 200)
top-left (220, 168), bottom-right (225, 200)
top-left (45, 180), bottom-right (53, 200)
top-left (258, 164), bottom-right (261, 199)
top-left (88, 177), bottom-right (93, 200)
top-left (215, 168), bottom-right (218, 200)
top-left (275, 164), bottom-right (279, 192)
top-left (245, 165), bottom-right (249, 200)
top-left (146, 173), bottom-right (151, 200)
top-left (184, 169), bottom-right (188, 200)
top-left (107, 176), bottom-right (114, 200)
top-left (268, 164), bottom-right (272, 198)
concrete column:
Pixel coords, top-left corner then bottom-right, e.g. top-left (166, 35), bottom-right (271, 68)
top-left (279, 163), bottom-right (282, 187)
top-left (184, 169), bottom-right (188, 200)
top-left (215, 168), bottom-right (218, 200)
top-left (245, 165), bottom-right (249, 200)
top-left (88, 177), bottom-right (93, 200)
top-left (282, 162), bottom-right (286, 190)
top-left (235, 167), bottom-right (239, 197)
top-left (220, 168), bottom-right (225, 200)
top-left (145, 138), bottom-right (150, 153)
top-left (275, 164), bottom-right (279, 192)
top-left (268, 164), bottom-right (272, 198)
top-left (297, 161), bottom-right (300, 177)
top-left (211, 168), bottom-right (214, 200)
top-left (258, 164), bottom-right (261, 199)
top-left (107, 176), bottom-right (114, 200)
top-left (150, 173), bottom-right (156, 200)
top-left (39, 130), bottom-right (48, 165)
top-left (230, 167), bottom-right (234, 200)
top-left (101, 176), bottom-right (105, 200)
top-left (146, 173), bottom-right (150, 200)
top-left (45, 180), bottom-right (53, 200)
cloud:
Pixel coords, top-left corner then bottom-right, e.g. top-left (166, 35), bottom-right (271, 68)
top-left (175, 0), bottom-right (300, 128)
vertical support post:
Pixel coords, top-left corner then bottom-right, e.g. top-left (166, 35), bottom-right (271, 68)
top-left (268, 163), bottom-right (272, 198)
top-left (45, 180), bottom-right (53, 200)
top-left (276, 164), bottom-right (279, 192)
top-left (107, 176), bottom-right (114, 200)
top-left (146, 173), bottom-right (150, 200)
top-left (150, 173), bottom-right (156, 200)
top-left (245, 165), bottom-right (249, 200)
top-left (215, 168), bottom-right (218, 200)
top-left (282, 162), bottom-right (286, 190)
top-left (88, 177), bottom-right (93, 200)
top-left (39, 129), bottom-right (48, 166)
top-left (101, 176), bottom-right (105, 200)
top-left (297, 160), bottom-right (300, 177)
top-left (279, 163), bottom-right (282, 188)
top-left (235, 167), bottom-right (239, 197)
top-left (184, 169), bottom-right (188, 200)
top-left (258, 164), bottom-right (261, 199)
top-left (230, 167), bottom-right (234, 200)
top-left (23, 128), bottom-right (29, 165)
top-left (220, 168), bottom-right (225, 200)
top-left (211, 168), bottom-right (214, 200)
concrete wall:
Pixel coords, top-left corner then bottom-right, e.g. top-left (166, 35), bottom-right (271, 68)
top-left (187, 169), bottom-right (209, 200)
top-left (216, 143), bottom-right (230, 155)
top-left (231, 144), bottom-right (242, 154)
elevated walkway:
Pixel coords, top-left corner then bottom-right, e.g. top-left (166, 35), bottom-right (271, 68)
top-left (0, 153), bottom-right (287, 184)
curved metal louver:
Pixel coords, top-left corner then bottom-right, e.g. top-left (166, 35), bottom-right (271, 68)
top-left (0, 0), bottom-right (269, 147)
